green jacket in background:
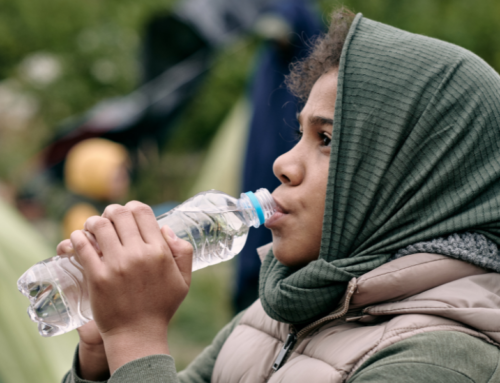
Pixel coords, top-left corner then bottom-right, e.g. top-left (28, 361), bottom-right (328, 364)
top-left (0, 199), bottom-right (78, 383)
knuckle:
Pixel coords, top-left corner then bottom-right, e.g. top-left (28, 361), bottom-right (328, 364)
top-left (71, 234), bottom-right (88, 253)
top-left (104, 204), bottom-right (129, 218)
top-left (138, 245), bottom-right (161, 263)
top-left (92, 217), bottom-right (112, 231)
top-left (74, 242), bottom-right (87, 253)
top-left (102, 204), bottom-right (119, 217)
top-left (126, 253), bottom-right (153, 273)
top-left (127, 201), bottom-right (153, 216)
top-left (83, 215), bottom-right (100, 230)
top-left (135, 244), bottom-right (166, 265)
top-left (69, 230), bottom-right (80, 242)
top-left (156, 243), bottom-right (170, 258)
top-left (129, 257), bottom-right (147, 271)
top-left (56, 239), bottom-right (71, 253)
top-left (111, 263), bottom-right (128, 278)
top-left (176, 240), bottom-right (194, 256)
top-left (91, 271), bottom-right (109, 288)
top-left (133, 248), bottom-right (148, 260)
top-left (125, 200), bottom-right (142, 208)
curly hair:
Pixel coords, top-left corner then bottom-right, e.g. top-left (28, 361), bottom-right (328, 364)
top-left (285, 7), bottom-right (355, 102)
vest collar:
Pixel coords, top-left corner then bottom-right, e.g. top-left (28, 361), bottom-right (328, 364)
top-left (257, 245), bottom-right (488, 310)
top-left (350, 252), bottom-right (487, 309)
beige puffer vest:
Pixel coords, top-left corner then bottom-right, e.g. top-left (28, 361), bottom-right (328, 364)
top-left (212, 252), bottom-right (500, 382)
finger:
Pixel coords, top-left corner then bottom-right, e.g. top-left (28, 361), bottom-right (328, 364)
top-left (161, 226), bottom-right (193, 285)
top-left (76, 320), bottom-right (103, 346)
top-left (70, 230), bottom-right (102, 278)
top-left (126, 201), bottom-right (163, 244)
top-left (57, 239), bottom-right (74, 256)
top-left (82, 230), bottom-right (102, 256)
top-left (84, 216), bottom-right (122, 259)
top-left (102, 204), bottom-right (142, 246)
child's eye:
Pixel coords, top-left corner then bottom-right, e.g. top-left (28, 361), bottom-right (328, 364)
top-left (319, 132), bottom-right (332, 147)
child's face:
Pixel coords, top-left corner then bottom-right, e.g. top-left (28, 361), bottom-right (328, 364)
top-left (265, 69), bottom-right (338, 268)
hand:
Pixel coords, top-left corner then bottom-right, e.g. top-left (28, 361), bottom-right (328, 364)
top-left (77, 321), bottom-right (109, 381)
top-left (57, 240), bottom-right (109, 380)
top-left (70, 201), bottom-right (193, 373)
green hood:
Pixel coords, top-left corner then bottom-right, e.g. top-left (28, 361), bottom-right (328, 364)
top-left (260, 13), bottom-right (500, 325)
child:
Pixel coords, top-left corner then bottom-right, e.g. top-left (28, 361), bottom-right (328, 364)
top-left (61, 8), bottom-right (500, 382)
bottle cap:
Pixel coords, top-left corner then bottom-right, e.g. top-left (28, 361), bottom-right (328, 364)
top-left (245, 191), bottom-right (265, 225)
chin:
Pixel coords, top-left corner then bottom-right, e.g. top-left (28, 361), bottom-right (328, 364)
top-left (272, 242), bottom-right (316, 269)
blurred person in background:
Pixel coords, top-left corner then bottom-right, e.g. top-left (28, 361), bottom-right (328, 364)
top-left (60, 6), bottom-right (500, 383)
top-left (235, 0), bottom-right (322, 312)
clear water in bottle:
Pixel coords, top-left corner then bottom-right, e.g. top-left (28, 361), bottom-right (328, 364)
top-left (18, 188), bottom-right (276, 337)
top-left (157, 189), bottom-right (275, 270)
top-left (20, 255), bottom-right (92, 337)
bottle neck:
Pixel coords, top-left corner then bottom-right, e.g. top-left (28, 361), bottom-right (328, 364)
top-left (239, 188), bottom-right (276, 228)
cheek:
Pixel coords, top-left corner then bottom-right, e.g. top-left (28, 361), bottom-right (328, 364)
top-left (271, 152), bottom-right (330, 267)
top-left (308, 161), bottom-right (329, 212)
top-left (272, 179), bottom-right (327, 267)
top-left (305, 158), bottom-right (329, 240)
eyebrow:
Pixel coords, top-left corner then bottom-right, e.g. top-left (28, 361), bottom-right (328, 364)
top-left (297, 113), bottom-right (334, 128)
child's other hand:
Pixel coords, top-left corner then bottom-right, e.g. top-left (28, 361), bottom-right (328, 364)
top-left (57, 234), bottom-right (109, 380)
top-left (69, 201), bottom-right (193, 373)
top-left (77, 319), bottom-right (104, 349)
top-left (76, 321), bottom-right (109, 381)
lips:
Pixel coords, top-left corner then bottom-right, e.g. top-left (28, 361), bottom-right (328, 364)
top-left (264, 198), bottom-right (288, 228)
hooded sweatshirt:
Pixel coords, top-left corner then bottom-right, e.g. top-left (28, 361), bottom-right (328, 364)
top-left (63, 13), bottom-right (500, 383)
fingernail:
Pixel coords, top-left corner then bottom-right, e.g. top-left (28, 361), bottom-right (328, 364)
top-left (164, 226), bottom-right (177, 240)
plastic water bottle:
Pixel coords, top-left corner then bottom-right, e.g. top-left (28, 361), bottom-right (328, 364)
top-left (17, 188), bottom-right (276, 337)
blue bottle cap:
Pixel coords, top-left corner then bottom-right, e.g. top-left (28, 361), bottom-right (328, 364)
top-left (245, 191), bottom-right (265, 225)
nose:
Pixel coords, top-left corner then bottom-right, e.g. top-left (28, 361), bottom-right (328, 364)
top-left (273, 145), bottom-right (305, 186)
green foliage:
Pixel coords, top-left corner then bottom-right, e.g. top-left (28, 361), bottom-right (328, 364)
top-left (319, 0), bottom-right (500, 72)
top-left (0, 0), bottom-right (176, 119)
top-left (0, 0), bottom-right (177, 185)
top-left (165, 38), bottom-right (258, 153)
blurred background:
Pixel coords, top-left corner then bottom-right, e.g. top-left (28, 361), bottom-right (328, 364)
top-left (1, 0), bottom-right (500, 381)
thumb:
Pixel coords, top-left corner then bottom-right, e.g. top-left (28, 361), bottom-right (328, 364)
top-left (161, 226), bottom-right (193, 285)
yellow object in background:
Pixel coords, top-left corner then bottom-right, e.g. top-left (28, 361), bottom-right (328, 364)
top-left (64, 138), bottom-right (130, 201)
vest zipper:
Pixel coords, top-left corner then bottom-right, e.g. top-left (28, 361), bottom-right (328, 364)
top-left (296, 279), bottom-right (357, 338)
top-left (269, 279), bottom-right (358, 374)
top-left (272, 331), bottom-right (298, 371)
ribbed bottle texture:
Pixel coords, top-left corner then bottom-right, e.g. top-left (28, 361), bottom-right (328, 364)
top-left (18, 189), bottom-right (276, 337)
